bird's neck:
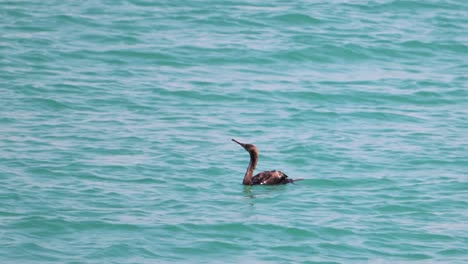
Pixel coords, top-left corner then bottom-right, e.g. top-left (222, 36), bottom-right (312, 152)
top-left (243, 151), bottom-right (258, 185)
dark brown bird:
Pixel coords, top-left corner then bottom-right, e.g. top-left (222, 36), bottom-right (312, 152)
top-left (232, 139), bottom-right (303, 185)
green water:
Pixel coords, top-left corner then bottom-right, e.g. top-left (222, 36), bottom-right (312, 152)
top-left (1, 0), bottom-right (467, 263)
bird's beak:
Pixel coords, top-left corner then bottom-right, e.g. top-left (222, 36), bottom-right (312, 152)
top-left (232, 139), bottom-right (245, 147)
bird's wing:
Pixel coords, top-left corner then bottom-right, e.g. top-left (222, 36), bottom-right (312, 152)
top-left (251, 170), bottom-right (289, 185)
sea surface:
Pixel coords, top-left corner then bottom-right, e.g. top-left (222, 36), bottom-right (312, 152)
top-left (1, 0), bottom-right (467, 263)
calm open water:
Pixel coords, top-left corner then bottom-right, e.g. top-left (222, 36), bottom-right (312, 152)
top-left (1, 0), bottom-right (468, 263)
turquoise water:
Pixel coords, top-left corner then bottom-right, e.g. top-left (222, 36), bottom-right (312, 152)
top-left (1, 0), bottom-right (468, 263)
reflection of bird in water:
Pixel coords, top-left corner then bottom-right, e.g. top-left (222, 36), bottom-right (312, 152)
top-left (232, 139), bottom-right (303, 185)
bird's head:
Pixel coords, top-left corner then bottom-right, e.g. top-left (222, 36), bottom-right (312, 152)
top-left (232, 139), bottom-right (258, 154)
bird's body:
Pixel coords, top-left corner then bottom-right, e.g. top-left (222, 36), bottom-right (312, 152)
top-left (232, 139), bottom-right (302, 185)
top-left (251, 170), bottom-right (292, 185)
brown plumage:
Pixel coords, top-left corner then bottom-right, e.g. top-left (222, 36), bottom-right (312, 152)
top-left (232, 139), bottom-right (303, 185)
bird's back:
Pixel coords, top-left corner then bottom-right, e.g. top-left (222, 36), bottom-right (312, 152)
top-left (251, 170), bottom-right (290, 185)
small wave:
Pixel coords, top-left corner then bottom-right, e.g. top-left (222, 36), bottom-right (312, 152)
top-left (272, 13), bottom-right (321, 25)
top-left (24, 97), bottom-right (68, 110)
